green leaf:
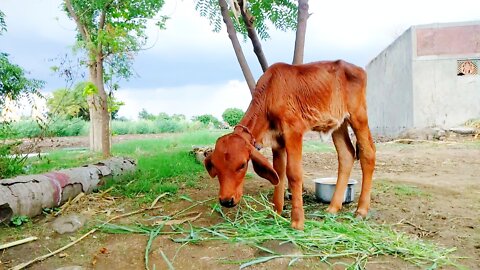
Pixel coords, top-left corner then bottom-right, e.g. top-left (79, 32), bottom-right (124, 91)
top-left (239, 255), bottom-right (282, 269)
top-left (10, 215), bottom-right (30, 226)
top-left (82, 82), bottom-right (98, 96)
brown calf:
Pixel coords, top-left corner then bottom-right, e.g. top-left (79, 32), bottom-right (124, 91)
top-left (204, 60), bottom-right (376, 230)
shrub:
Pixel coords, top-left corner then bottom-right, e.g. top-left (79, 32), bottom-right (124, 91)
top-left (132, 120), bottom-right (155, 134)
top-left (222, 108), bottom-right (244, 127)
top-left (0, 123), bottom-right (26, 178)
top-left (192, 114), bottom-right (221, 128)
top-left (47, 117), bottom-right (88, 137)
top-left (155, 119), bottom-right (184, 133)
top-left (9, 117), bottom-right (87, 138)
top-left (11, 119), bottom-right (42, 138)
top-left (111, 120), bottom-right (130, 135)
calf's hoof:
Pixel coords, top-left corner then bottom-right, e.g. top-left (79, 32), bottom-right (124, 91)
top-left (291, 220), bottom-right (304, 230)
top-left (273, 205), bottom-right (284, 216)
top-left (354, 208), bottom-right (368, 219)
top-left (326, 204), bottom-right (341, 214)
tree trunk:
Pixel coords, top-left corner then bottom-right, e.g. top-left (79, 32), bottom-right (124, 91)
top-left (95, 53), bottom-right (111, 158)
top-left (0, 157), bottom-right (136, 222)
top-left (218, 0), bottom-right (256, 95)
top-left (88, 56), bottom-right (111, 157)
top-left (292, 0), bottom-right (309, 65)
top-left (87, 97), bottom-right (103, 152)
top-left (239, 0), bottom-right (268, 72)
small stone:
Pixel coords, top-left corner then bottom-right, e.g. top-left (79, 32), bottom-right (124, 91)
top-left (449, 126), bottom-right (476, 135)
top-left (51, 214), bottom-right (86, 234)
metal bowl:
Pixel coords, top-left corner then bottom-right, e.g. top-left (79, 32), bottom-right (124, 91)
top-left (313, 178), bottom-right (358, 204)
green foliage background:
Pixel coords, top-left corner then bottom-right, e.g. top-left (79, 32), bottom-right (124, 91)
top-left (195, 0), bottom-right (297, 40)
top-left (222, 107), bottom-right (244, 126)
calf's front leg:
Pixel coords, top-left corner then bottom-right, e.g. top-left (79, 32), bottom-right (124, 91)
top-left (285, 132), bottom-right (305, 230)
top-left (272, 147), bottom-right (287, 214)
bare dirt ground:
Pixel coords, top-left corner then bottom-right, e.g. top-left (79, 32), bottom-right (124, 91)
top-left (1, 134), bottom-right (479, 270)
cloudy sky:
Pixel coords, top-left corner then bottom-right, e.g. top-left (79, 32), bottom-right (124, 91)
top-left (1, 0), bottom-right (479, 120)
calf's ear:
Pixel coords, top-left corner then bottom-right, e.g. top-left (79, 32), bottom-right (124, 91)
top-left (204, 155), bottom-right (217, 178)
top-left (250, 148), bottom-right (279, 185)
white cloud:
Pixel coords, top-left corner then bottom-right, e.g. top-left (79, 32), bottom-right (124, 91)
top-left (115, 80), bottom-right (251, 120)
top-left (143, 0), bottom-right (228, 55)
top-left (2, 0), bottom-right (76, 44)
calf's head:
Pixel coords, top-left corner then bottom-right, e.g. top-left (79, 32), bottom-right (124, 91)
top-left (204, 133), bottom-right (279, 208)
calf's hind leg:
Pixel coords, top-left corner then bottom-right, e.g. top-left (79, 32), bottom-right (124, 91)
top-left (349, 111), bottom-right (376, 218)
top-left (327, 122), bottom-right (355, 214)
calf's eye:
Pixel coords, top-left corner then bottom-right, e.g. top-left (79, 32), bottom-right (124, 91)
top-left (237, 162), bottom-right (247, 171)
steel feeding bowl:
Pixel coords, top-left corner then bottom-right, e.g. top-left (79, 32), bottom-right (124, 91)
top-left (313, 178), bottom-right (358, 203)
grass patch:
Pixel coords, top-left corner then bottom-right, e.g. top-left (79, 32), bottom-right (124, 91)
top-left (374, 180), bottom-right (429, 198)
top-left (104, 130), bottom-right (225, 202)
top-left (25, 150), bottom-right (102, 175)
top-left (98, 194), bottom-right (462, 269)
top-left (18, 129), bottom-right (223, 175)
top-left (394, 184), bottom-right (427, 197)
top-left (303, 140), bottom-right (335, 153)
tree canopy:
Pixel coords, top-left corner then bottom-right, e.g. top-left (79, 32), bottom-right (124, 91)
top-left (0, 53), bottom-right (45, 108)
top-left (222, 107), bottom-right (244, 126)
top-left (1, 10), bottom-right (44, 108)
top-left (64, 0), bottom-right (168, 83)
top-left (1, 10), bottom-right (44, 110)
top-left (192, 114), bottom-right (222, 128)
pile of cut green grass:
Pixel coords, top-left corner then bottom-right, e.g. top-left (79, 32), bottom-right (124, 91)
top-left (170, 195), bottom-right (461, 269)
top-left (98, 194), bottom-right (462, 269)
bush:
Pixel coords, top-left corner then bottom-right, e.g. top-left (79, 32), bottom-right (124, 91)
top-left (155, 119), bottom-right (184, 133)
top-left (47, 117), bottom-right (88, 137)
top-left (7, 115), bottom-right (217, 140)
top-left (8, 117), bottom-right (88, 138)
top-left (10, 119), bottom-right (42, 138)
top-left (111, 119), bottom-right (190, 135)
top-left (0, 123), bottom-right (26, 178)
top-left (192, 114), bottom-right (221, 128)
top-left (111, 120), bottom-right (130, 135)
top-left (222, 108), bottom-right (244, 127)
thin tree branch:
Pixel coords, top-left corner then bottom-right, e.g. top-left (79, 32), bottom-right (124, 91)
top-left (64, 0), bottom-right (90, 42)
top-left (219, 0), bottom-right (256, 95)
top-left (97, 2), bottom-right (110, 56)
top-left (239, 0), bottom-right (268, 72)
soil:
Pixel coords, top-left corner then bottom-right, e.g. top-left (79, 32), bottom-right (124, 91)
top-left (1, 134), bottom-right (479, 270)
